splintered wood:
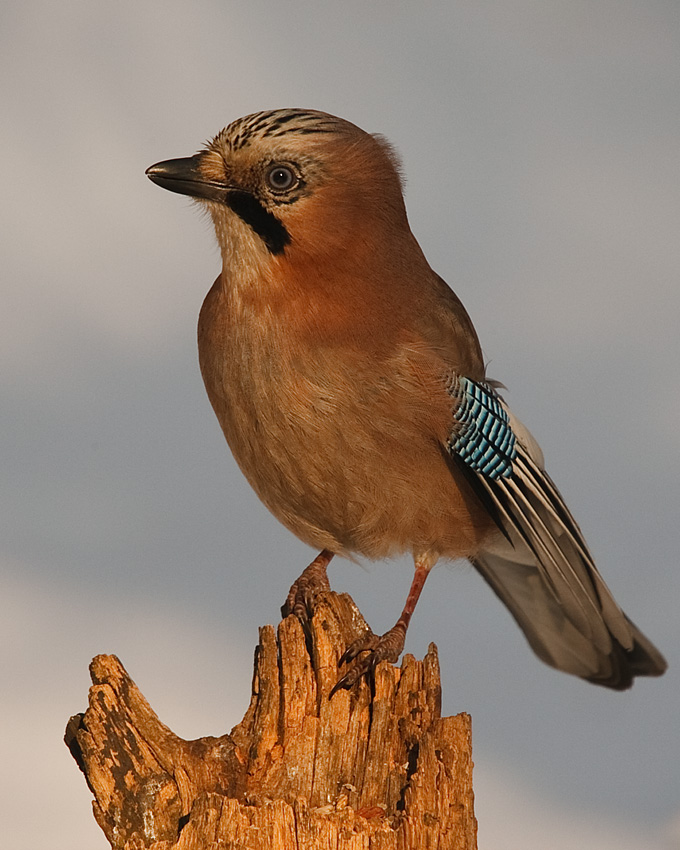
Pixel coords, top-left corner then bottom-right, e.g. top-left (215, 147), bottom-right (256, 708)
top-left (65, 591), bottom-right (477, 849)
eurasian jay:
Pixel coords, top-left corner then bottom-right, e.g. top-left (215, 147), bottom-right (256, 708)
top-left (146, 108), bottom-right (666, 692)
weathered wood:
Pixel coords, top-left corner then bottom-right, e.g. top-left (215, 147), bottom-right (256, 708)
top-left (66, 591), bottom-right (478, 849)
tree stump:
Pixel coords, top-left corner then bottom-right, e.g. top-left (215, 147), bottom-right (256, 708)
top-left (65, 591), bottom-right (478, 849)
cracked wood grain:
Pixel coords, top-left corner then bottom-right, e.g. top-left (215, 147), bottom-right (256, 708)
top-left (66, 590), bottom-right (477, 849)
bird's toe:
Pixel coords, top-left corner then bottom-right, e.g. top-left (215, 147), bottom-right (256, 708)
top-left (281, 550), bottom-right (333, 622)
top-left (330, 626), bottom-right (406, 697)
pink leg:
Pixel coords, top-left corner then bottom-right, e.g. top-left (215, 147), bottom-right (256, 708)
top-left (330, 555), bottom-right (435, 696)
top-left (282, 549), bottom-right (334, 621)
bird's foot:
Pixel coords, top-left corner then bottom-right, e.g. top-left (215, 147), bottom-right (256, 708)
top-left (330, 624), bottom-right (406, 696)
top-left (282, 549), bottom-right (333, 623)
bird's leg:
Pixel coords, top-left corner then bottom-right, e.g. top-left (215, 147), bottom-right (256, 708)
top-left (330, 555), bottom-right (434, 695)
top-left (282, 549), bottom-right (334, 622)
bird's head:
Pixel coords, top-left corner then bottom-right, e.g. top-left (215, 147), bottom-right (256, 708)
top-left (146, 109), bottom-right (409, 274)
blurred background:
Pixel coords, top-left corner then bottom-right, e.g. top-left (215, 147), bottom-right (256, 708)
top-left (2, 2), bottom-right (678, 847)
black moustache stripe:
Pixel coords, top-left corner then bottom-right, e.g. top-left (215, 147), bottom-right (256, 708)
top-left (226, 191), bottom-right (291, 255)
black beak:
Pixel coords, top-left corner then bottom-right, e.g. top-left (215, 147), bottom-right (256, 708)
top-left (145, 154), bottom-right (229, 203)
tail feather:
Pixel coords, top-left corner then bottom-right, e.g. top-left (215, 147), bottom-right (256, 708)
top-left (466, 411), bottom-right (667, 688)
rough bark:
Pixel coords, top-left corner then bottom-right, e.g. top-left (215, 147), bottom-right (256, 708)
top-left (66, 591), bottom-right (477, 849)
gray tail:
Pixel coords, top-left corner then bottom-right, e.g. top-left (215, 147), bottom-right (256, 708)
top-left (461, 413), bottom-right (666, 688)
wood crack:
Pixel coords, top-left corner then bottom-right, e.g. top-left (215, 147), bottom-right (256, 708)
top-left (66, 589), bottom-right (477, 848)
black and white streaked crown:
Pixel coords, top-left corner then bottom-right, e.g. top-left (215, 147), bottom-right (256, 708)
top-left (213, 109), bottom-right (343, 152)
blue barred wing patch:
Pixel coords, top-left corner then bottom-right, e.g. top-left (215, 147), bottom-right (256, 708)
top-left (447, 377), bottom-right (516, 479)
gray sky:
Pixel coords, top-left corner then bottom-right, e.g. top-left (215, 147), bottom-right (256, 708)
top-left (2, 2), bottom-right (679, 847)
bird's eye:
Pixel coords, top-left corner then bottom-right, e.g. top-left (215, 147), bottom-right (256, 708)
top-left (266, 164), bottom-right (297, 192)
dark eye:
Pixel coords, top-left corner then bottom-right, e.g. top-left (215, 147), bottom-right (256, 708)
top-left (266, 164), bottom-right (297, 192)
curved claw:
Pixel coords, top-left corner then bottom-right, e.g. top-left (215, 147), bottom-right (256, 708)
top-left (330, 661), bottom-right (370, 696)
top-left (330, 625), bottom-right (406, 698)
top-left (338, 631), bottom-right (380, 667)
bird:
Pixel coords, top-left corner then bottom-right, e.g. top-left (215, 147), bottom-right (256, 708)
top-left (146, 108), bottom-right (666, 692)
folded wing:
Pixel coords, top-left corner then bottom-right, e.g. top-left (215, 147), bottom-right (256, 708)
top-left (447, 377), bottom-right (666, 688)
